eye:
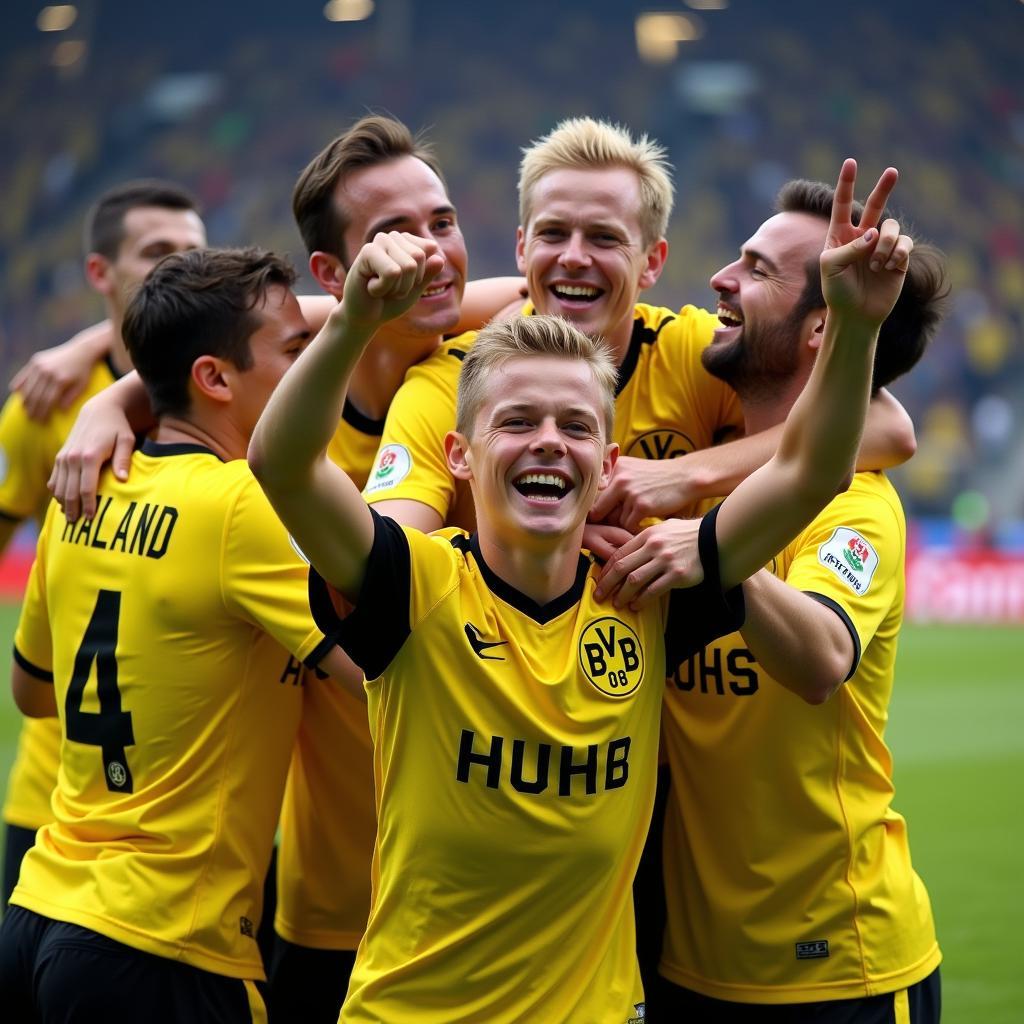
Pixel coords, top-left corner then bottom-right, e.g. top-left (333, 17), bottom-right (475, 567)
top-left (537, 227), bottom-right (566, 240)
top-left (433, 216), bottom-right (455, 232)
top-left (564, 421), bottom-right (593, 435)
top-left (502, 417), bottom-right (532, 429)
top-left (751, 266), bottom-right (767, 278)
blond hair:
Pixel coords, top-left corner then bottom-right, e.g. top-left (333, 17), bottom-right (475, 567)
top-left (518, 117), bottom-right (674, 246)
top-left (456, 315), bottom-right (617, 437)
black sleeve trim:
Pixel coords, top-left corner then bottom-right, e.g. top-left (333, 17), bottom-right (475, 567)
top-left (302, 633), bottom-right (337, 671)
top-left (13, 646), bottom-right (53, 683)
top-left (0, 508), bottom-right (23, 524)
top-left (805, 591), bottom-right (861, 681)
top-left (307, 508), bottom-right (413, 679)
top-left (664, 505), bottom-right (746, 672)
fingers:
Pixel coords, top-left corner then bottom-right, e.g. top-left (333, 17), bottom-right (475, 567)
top-left (820, 227), bottom-right (878, 278)
top-left (362, 232), bottom-right (442, 299)
top-left (858, 167), bottom-right (899, 232)
top-left (593, 533), bottom-right (647, 602)
top-left (827, 158), bottom-right (858, 240)
top-left (112, 430), bottom-right (135, 482)
top-left (582, 522), bottom-right (632, 562)
top-left (869, 219), bottom-right (913, 273)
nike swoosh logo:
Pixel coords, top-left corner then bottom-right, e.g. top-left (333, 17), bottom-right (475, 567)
top-left (464, 622), bottom-right (508, 661)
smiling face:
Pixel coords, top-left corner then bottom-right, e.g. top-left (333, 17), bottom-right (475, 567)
top-left (334, 154), bottom-right (467, 338)
top-left (516, 167), bottom-right (666, 361)
top-left (92, 205), bottom-right (207, 322)
top-left (703, 211), bottom-right (827, 398)
top-left (447, 354), bottom-right (617, 546)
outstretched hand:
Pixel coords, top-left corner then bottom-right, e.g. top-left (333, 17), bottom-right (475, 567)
top-left (335, 231), bottom-right (445, 336)
top-left (820, 159), bottom-right (913, 328)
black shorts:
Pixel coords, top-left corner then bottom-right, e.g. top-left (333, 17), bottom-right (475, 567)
top-left (2, 822), bottom-right (37, 909)
top-left (0, 906), bottom-right (266, 1024)
top-left (633, 763), bottom-right (670, 1004)
top-left (654, 967), bottom-right (941, 1024)
top-left (266, 934), bottom-right (355, 1024)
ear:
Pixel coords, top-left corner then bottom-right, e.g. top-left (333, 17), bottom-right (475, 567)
top-left (309, 251), bottom-right (346, 300)
top-left (596, 442), bottom-right (619, 492)
top-left (637, 238), bottom-right (668, 292)
top-left (446, 430), bottom-right (474, 481)
top-left (84, 253), bottom-right (114, 296)
top-left (806, 310), bottom-right (827, 352)
top-left (515, 226), bottom-right (527, 275)
top-left (190, 355), bottom-right (234, 405)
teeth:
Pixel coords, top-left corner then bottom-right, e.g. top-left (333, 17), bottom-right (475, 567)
top-left (553, 284), bottom-right (600, 298)
top-left (516, 472), bottom-right (568, 490)
top-left (422, 284), bottom-right (447, 296)
top-left (717, 303), bottom-right (743, 325)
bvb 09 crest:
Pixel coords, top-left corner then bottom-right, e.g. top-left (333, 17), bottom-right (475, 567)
top-left (578, 617), bottom-right (645, 697)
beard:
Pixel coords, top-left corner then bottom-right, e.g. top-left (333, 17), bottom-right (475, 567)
top-left (701, 308), bottom-right (805, 403)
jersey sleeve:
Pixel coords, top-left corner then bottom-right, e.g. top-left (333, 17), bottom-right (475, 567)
top-left (308, 509), bottom-right (457, 680)
top-left (362, 342), bottom-right (465, 518)
top-left (782, 482), bottom-right (904, 680)
top-left (664, 504), bottom-right (746, 671)
top-left (675, 306), bottom-right (744, 446)
top-left (13, 504), bottom-right (56, 679)
top-left (0, 391), bottom-right (54, 523)
top-left (220, 473), bottom-right (333, 668)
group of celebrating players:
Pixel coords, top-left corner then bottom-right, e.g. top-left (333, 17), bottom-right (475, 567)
top-left (0, 113), bottom-right (947, 1023)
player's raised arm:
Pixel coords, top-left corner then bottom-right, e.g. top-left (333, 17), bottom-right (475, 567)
top-left (249, 231), bottom-right (444, 602)
top-left (713, 159), bottom-right (911, 589)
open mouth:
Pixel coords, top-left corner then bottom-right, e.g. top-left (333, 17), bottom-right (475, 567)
top-left (512, 471), bottom-right (573, 502)
top-left (551, 283), bottom-right (603, 305)
top-left (716, 302), bottom-right (743, 327)
top-left (421, 281), bottom-right (452, 299)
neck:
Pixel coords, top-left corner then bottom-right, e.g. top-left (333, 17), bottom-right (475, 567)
top-left (346, 325), bottom-right (441, 421)
top-left (152, 414), bottom-right (246, 463)
top-left (476, 527), bottom-right (583, 607)
top-left (108, 315), bottom-right (134, 377)
top-left (604, 314), bottom-right (636, 368)
top-left (739, 373), bottom-right (809, 435)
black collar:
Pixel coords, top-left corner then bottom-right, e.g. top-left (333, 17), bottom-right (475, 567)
top-left (451, 533), bottom-right (592, 625)
top-left (140, 439), bottom-right (224, 461)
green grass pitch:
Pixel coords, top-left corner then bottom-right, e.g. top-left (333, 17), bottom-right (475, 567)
top-left (0, 601), bottom-right (1020, 1019)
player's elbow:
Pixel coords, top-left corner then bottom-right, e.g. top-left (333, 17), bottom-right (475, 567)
top-left (797, 657), bottom-right (848, 706)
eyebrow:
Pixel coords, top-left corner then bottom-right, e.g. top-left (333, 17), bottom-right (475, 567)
top-left (365, 205), bottom-right (456, 240)
top-left (742, 246), bottom-right (779, 275)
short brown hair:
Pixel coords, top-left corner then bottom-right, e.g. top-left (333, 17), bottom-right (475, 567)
top-left (123, 247), bottom-right (296, 417)
top-left (776, 178), bottom-right (950, 391)
top-left (85, 180), bottom-right (201, 260)
top-left (456, 315), bottom-right (617, 437)
top-left (292, 115), bottom-right (445, 265)
top-left (518, 118), bottom-right (673, 247)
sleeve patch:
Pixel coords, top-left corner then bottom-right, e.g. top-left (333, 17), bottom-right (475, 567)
top-left (817, 527), bottom-right (878, 596)
top-left (364, 443), bottom-right (413, 495)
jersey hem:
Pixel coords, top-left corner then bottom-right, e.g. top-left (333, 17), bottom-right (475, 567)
top-left (10, 889), bottom-right (266, 981)
top-left (272, 916), bottom-right (362, 951)
top-left (659, 944), bottom-right (942, 1004)
top-left (2, 808), bottom-right (49, 830)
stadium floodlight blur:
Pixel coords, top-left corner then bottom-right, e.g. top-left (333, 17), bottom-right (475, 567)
top-left (324, 0), bottom-right (374, 22)
top-left (635, 12), bottom-right (702, 63)
top-left (36, 5), bottom-right (78, 32)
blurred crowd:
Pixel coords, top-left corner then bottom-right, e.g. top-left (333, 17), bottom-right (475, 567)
top-left (2, 0), bottom-right (1021, 524)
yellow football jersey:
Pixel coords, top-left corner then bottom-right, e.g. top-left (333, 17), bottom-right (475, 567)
top-left (363, 305), bottom-right (743, 523)
top-left (1, 357), bottom-right (121, 833)
top-left (272, 399), bottom-right (385, 951)
top-left (660, 473), bottom-right (941, 1003)
top-left (11, 441), bottom-right (331, 980)
top-left (326, 398), bottom-right (388, 492)
top-left (310, 508), bottom-right (744, 1023)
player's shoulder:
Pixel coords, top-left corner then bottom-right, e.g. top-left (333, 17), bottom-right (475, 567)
top-left (132, 442), bottom-right (256, 509)
top-left (829, 470), bottom-right (905, 526)
top-left (633, 302), bottom-right (717, 342)
top-left (413, 330), bottom-right (478, 379)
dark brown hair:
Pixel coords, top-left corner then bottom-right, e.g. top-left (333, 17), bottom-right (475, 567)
top-left (776, 179), bottom-right (950, 391)
top-left (123, 247), bottom-right (296, 417)
top-left (84, 180), bottom-right (201, 260)
top-left (292, 115), bottom-right (444, 265)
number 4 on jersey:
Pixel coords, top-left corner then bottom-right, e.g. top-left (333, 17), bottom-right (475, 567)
top-left (65, 589), bottom-right (135, 793)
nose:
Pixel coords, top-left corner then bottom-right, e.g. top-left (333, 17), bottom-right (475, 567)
top-left (709, 261), bottom-right (739, 294)
top-left (558, 229), bottom-right (591, 271)
top-left (531, 416), bottom-right (566, 455)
